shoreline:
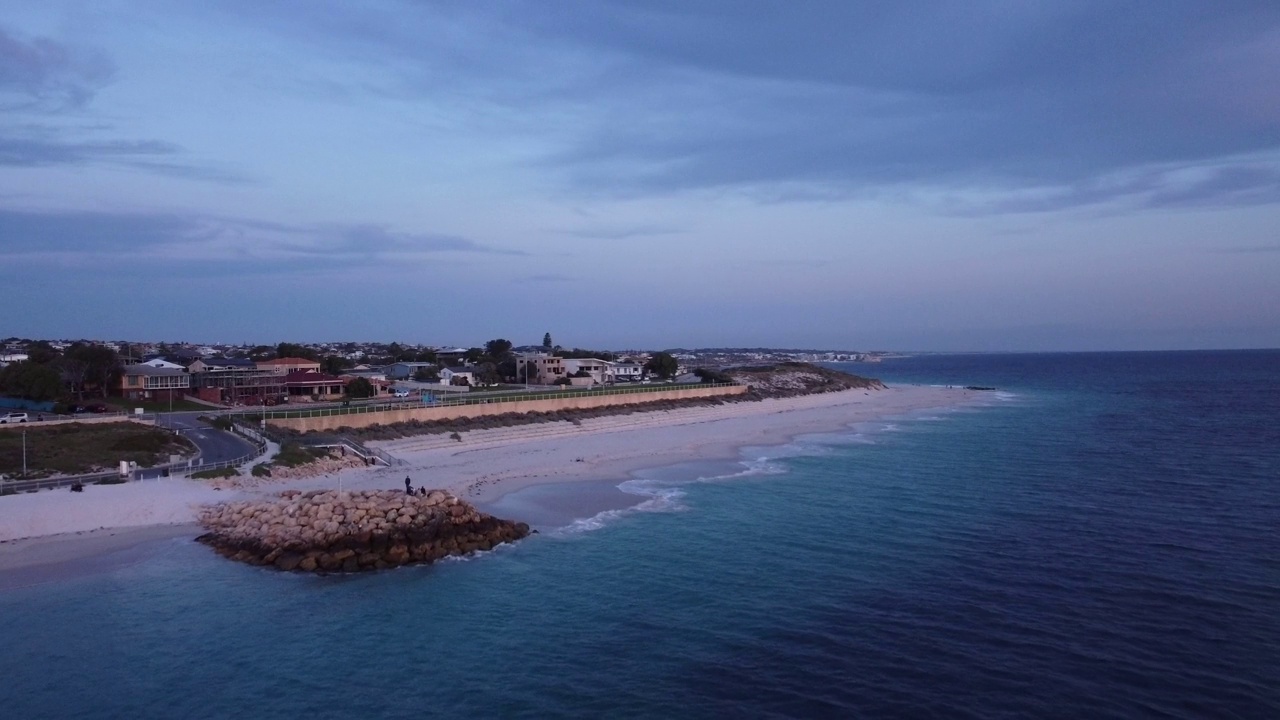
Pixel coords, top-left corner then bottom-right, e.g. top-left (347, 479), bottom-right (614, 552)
top-left (0, 385), bottom-right (986, 582)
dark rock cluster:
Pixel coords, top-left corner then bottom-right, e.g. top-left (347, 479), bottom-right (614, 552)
top-left (196, 489), bottom-right (530, 572)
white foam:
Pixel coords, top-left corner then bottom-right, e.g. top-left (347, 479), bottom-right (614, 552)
top-left (548, 481), bottom-right (689, 536)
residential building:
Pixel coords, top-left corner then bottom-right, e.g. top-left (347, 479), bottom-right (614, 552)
top-left (139, 358), bottom-right (185, 370)
top-left (257, 357), bottom-right (322, 374)
top-left (439, 366), bottom-right (475, 386)
top-left (189, 357), bottom-right (285, 405)
top-left (284, 371), bottom-right (346, 400)
top-left (562, 358), bottom-right (612, 384)
top-left (611, 361), bottom-right (644, 381)
top-left (120, 366), bottom-right (191, 401)
top-left (434, 348), bottom-right (470, 366)
top-left (387, 362), bottom-right (438, 380)
top-left (515, 353), bottom-right (565, 385)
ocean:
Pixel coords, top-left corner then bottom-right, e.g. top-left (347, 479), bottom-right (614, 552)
top-left (2, 351), bottom-right (1277, 719)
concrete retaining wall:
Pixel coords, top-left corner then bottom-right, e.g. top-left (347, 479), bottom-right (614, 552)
top-left (269, 384), bottom-right (748, 433)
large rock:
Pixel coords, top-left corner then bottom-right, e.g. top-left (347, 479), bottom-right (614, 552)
top-left (196, 489), bottom-right (530, 574)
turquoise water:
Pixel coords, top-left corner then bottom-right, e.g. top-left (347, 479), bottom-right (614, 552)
top-left (2, 351), bottom-right (1277, 718)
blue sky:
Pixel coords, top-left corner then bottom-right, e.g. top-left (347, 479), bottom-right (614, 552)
top-left (1, 1), bottom-right (1277, 351)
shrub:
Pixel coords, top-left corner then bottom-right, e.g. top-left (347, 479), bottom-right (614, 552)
top-left (191, 467), bottom-right (238, 479)
top-left (251, 463), bottom-right (272, 478)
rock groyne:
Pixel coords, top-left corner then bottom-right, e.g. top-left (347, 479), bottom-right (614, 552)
top-left (196, 489), bottom-right (530, 572)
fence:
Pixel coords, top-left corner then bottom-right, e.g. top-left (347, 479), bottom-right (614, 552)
top-left (1, 419), bottom-right (270, 494)
top-left (300, 436), bottom-right (402, 466)
top-left (223, 382), bottom-right (741, 421)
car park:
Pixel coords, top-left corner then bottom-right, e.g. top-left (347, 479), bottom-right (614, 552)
top-left (0, 412), bottom-right (29, 423)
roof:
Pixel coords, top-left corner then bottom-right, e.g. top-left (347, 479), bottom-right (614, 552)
top-left (284, 371), bottom-right (343, 384)
top-left (258, 357), bottom-right (320, 366)
top-left (193, 357), bottom-right (255, 369)
top-left (124, 365), bottom-right (188, 377)
top-left (443, 366), bottom-right (473, 374)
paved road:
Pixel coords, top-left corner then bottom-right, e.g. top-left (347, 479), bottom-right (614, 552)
top-left (150, 412), bottom-right (257, 476)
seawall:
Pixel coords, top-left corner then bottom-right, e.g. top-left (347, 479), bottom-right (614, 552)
top-left (267, 384), bottom-right (749, 433)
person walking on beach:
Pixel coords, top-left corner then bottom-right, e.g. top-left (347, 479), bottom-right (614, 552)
top-left (404, 476), bottom-right (413, 494)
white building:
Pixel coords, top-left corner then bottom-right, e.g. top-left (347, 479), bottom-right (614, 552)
top-left (562, 358), bottom-right (612, 385)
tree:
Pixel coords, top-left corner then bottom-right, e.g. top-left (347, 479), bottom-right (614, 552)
top-left (474, 362), bottom-right (502, 386)
top-left (485, 338), bottom-right (513, 359)
top-left (26, 341), bottom-right (58, 365)
top-left (67, 343), bottom-right (120, 397)
top-left (413, 366), bottom-right (440, 382)
top-left (645, 352), bottom-right (679, 379)
top-left (542, 332), bottom-right (553, 349)
top-left (321, 355), bottom-right (353, 376)
top-left (276, 342), bottom-right (318, 361)
top-left (345, 377), bottom-right (376, 399)
top-left (56, 353), bottom-right (89, 401)
top-left (694, 367), bottom-right (733, 384)
top-left (464, 347), bottom-right (484, 364)
top-left (0, 361), bottom-right (65, 402)
top-left (496, 357), bottom-right (517, 381)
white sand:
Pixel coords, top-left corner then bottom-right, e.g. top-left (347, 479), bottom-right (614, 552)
top-left (0, 385), bottom-right (982, 572)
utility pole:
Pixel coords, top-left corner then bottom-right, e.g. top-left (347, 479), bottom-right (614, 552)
top-left (22, 428), bottom-right (27, 476)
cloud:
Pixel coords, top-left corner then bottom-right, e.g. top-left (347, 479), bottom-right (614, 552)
top-left (515, 273), bottom-right (575, 283)
top-left (0, 209), bottom-right (522, 269)
top-left (0, 25), bottom-right (113, 110)
top-left (0, 135), bottom-right (176, 166)
top-left (949, 160), bottom-right (1280, 215)
top-left (229, 2), bottom-right (1280, 211)
top-left (557, 223), bottom-right (681, 240)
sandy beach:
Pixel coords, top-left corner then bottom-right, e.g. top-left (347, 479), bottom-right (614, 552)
top-left (0, 385), bottom-right (982, 576)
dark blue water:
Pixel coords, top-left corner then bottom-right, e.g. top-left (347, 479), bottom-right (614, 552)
top-left (2, 351), bottom-right (1277, 718)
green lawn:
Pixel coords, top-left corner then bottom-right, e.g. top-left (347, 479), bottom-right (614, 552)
top-left (103, 397), bottom-right (214, 413)
top-left (0, 422), bottom-right (195, 478)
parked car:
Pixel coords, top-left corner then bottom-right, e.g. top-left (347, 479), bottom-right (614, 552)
top-left (0, 412), bottom-right (29, 423)
top-left (85, 404), bottom-right (108, 413)
top-left (391, 389), bottom-right (410, 398)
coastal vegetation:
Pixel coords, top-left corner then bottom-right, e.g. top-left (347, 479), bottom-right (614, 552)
top-left (190, 467), bottom-right (239, 479)
top-left (728, 362), bottom-right (885, 399)
top-left (0, 422), bottom-right (195, 478)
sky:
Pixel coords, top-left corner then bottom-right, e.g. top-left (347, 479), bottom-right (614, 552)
top-left (1, 1), bottom-right (1278, 352)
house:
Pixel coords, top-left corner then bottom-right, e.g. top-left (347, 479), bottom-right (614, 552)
top-left (439, 366), bottom-right (475, 386)
top-left (139, 358), bottom-right (185, 370)
top-left (611, 361), bottom-right (644, 382)
top-left (434, 348), bottom-right (470, 366)
top-left (257, 357), bottom-right (322, 374)
top-left (387, 362), bottom-right (438, 380)
top-left (284, 371), bottom-right (346, 400)
top-left (562, 358), bottom-right (612, 385)
top-left (188, 357), bottom-right (285, 405)
top-left (119, 366), bottom-right (191, 401)
top-left (515, 353), bottom-right (564, 385)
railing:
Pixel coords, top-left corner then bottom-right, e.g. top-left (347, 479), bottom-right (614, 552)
top-left (301, 436), bottom-right (402, 466)
top-left (0, 414), bottom-right (269, 495)
top-left (223, 382), bottom-right (741, 421)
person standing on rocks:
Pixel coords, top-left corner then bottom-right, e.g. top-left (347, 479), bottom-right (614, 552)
top-left (404, 476), bottom-right (413, 494)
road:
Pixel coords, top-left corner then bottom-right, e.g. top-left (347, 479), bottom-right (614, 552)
top-left (148, 411), bottom-right (257, 477)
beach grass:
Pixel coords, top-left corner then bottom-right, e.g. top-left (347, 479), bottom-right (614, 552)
top-left (0, 422), bottom-right (194, 477)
